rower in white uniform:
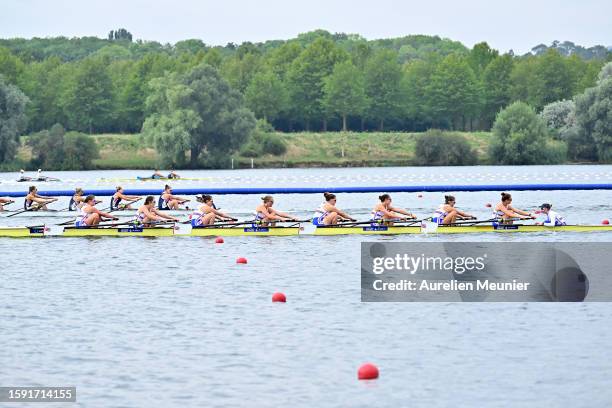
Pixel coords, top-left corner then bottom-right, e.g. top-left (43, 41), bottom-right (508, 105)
top-left (75, 195), bottom-right (118, 227)
top-left (136, 196), bottom-right (180, 225)
top-left (432, 195), bottom-right (476, 225)
top-left (371, 194), bottom-right (416, 224)
top-left (536, 203), bottom-right (566, 226)
top-left (254, 196), bottom-right (296, 225)
top-left (190, 195), bottom-right (234, 226)
top-left (312, 192), bottom-right (356, 226)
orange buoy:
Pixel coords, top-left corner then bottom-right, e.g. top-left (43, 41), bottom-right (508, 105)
top-left (485, 203), bottom-right (492, 208)
top-left (358, 363), bottom-right (379, 380)
top-left (602, 219), bottom-right (610, 225)
top-left (236, 257), bottom-right (248, 264)
top-left (215, 237), bottom-right (224, 244)
top-left (272, 292), bottom-right (286, 302)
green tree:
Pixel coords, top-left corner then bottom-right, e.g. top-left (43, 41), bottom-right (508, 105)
top-left (575, 74), bottom-right (612, 162)
top-left (142, 63), bottom-right (256, 167)
top-left (403, 58), bottom-right (437, 129)
top-left (61, 131), bottom-right (100, 169)
top-left (364, 50), bottom-right (403, 130)
top-left (0, 76), bottom-right (29, 164)
top-left (28, 123), bottom-right (66, 168)
top-left (286, 38), bottom-right (346, 129)
top-left (482, 54), bottom-right (514, 127)
top-left (468, 42), bottom-right (498, 74)
top-left (0, 47), bottom-right (25, 85)
top-left (322, 61), bottom-right (367, 131)
top-left (61, 57), bottom-right (114, 133)
top-left (244, 68), bottom-right (287, 122)
top-left (426, 54), bottom-right (480, 130)
top-left (490, 101), bottom-right (566, 164)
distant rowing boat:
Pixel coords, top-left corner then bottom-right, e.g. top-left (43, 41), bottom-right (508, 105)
top-left (0, 209), bottom-right (193, 218)
top-left (97, 177), bottom-right (212, 182)
top-left (16, 177), bottom-right (61, 182)
top-left (1, 223), bottom-right (610, 238)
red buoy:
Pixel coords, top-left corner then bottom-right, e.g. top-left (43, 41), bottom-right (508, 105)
top-left (485, 203), bottom-right (492, 208)
top-left (236, 257), bottom-right (248, 264)
top-left (602, 219), bottom-right (610, 225)
top-left (358, 363), bottom-right (379, 380)
top-left (272, 292), bottom-right (286, 302)
top-left (534, 210), bottom-right (542, 215)
top-left (215, 237), bottom-right (224, 244)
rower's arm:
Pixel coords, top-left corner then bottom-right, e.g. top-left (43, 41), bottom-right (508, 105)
top-left (273, 210), bottom-right (294, 219)
top-left (213, 208), bottom-right (232, 219)
top-left (151, 208), bottom-right (178, 222)
top-left (330, 206), bottom-right (354, 221)
top-left (508, 205), bottom-right (531, 217)
top-left (455, 208), bottom-right (474, 219)
top-left (389, 206), bottom-right (415, 218)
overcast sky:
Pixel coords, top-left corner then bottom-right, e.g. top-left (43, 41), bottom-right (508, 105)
top-left (1, 0), bottom-right (610, 53)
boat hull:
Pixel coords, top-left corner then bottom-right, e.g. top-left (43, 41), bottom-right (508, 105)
top-left (0, 224), bottom-right (611, 238)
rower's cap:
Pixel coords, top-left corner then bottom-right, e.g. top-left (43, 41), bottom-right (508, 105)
top-left (540, 203), bottom-right (552, 210)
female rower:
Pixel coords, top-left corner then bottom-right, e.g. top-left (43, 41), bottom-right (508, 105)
top-left (111, 186), bottom-right (141, 210)
top-left (432, 195), bottom-right (476, 225)
top-left (255, 196), bottom-right (297, 225)
top-left (69, 188), bottom-right (86, 211)
top-left (312, 192), bottom-right (356, 226)
top-left (371, 194), bottom-right (416, 223)
top-left (158, 185), bottom-right (189, 210)
top-left (493, 192), bottom-right (534, 223)
top-left (136, 196), bottom-right (180, 225)
top-left (0, 197), bottom-right (14, 211)
top-left (24, 186), bottom-right (57, 211)
top-left (18, 169), bottom-right (31, 182)
top-left (168, 170), bottom-right (180, 179)
top-left (191, 195), bottom-right (234, 226)
top-left (75, 195), bottom-right (118, 227)
top-left (536, 203), bottom-right (566, 226)
top-left (151, 169), bottom-right (164, 179)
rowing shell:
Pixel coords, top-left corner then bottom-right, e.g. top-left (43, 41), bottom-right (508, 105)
top-left (0, 223), bottom-right (611, 238)
top-left (0, 209), bottom-right (193, 218)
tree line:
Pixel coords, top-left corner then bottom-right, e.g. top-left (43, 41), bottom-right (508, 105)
top-left (0, 29), bottom-right (609, 135)
top-left (0, 29), bottom-right (610, 168)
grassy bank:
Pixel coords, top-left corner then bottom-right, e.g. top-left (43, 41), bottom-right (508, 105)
top-left (18, 131), bottom-right (492, 169)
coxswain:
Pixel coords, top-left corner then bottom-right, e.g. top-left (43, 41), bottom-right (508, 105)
top-left (75, 195), bottom-right (118, 227)
top-left (312, 192), bottom-right (356, 226)
top-left (371, 194), bottom-right (416, 224)
top-left (493, 192), bottom-right (534, 224)
top-left (536, 203), bottom-right (566, 226)
top-left (136, 196), bottom-right (180, 225)
top-left (191, 194), bottom-right (234, 226)
top-left (24, 186), bottom-right (57, 211)
top-left (432, 195), bottom-right (476, 225)
top-left (254, 196), bottom-right (297, 225)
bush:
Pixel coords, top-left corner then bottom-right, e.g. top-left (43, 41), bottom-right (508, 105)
top-left (262, 134), bottom-right (287, 155)
top-left (239, 119), bottom-right (286, 157)
top-left (27, 124), bottom-right (99, 170)
top-left (61, 131), bottom-right (100, 170)
top-left (414, 129), bottom-right (477, 166)
top-left (575, 75), bottom-right (612, 162)
top-left (490, 102), bottom-right (566, 164)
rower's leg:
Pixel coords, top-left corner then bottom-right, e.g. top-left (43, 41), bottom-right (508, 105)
top-left (86, 213), bottom-right (101, 226)
top-left (324, 212), bottom-right (338, 225)
top-left (169, 200), bottom-right (179, 209)
top-left (442, 210), bottom-right (457, 225)
top-left (203, 213), bottom-right (216, 225)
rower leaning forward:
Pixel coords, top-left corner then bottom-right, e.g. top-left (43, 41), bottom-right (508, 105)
top-left (24, 186), bottom-right (58, 211)
top-left (75, 195), bottom-right (118, 227)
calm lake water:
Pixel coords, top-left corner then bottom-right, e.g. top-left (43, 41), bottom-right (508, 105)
top-left (1, 165), bottom-right (612, 407)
